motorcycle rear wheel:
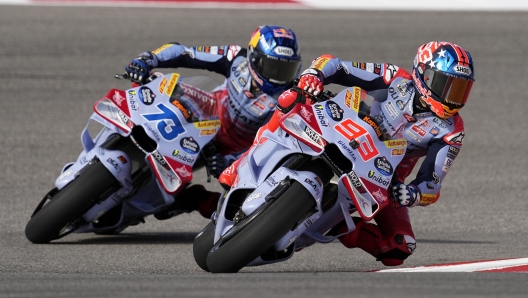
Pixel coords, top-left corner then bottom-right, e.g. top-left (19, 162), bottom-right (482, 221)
top-left (192, 221), bottom-right (215, 272)
top-left (25, 160), bottom-right (119, 244)
top-left (206, 180), bottom-right (315, 273)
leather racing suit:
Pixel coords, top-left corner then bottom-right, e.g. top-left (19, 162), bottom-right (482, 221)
top-left (142, 42), bottom-right (286, 156)
top-left (140, 43), bottom-right (292, 219)
top-left (306, 56), bottom-right (465, 265)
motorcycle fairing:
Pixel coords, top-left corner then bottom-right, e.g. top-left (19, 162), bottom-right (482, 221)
top-left (94, 90), bottom-right (134, 134)
top-left (94, 74), bottom-right (219, 193)
top-left (281, 88), bottom-right (408, 221)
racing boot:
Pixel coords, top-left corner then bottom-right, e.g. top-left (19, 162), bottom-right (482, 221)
top-left (154, 184), bottom-right (220, 220)
top-left (337, 217), bottom-right (416, 266)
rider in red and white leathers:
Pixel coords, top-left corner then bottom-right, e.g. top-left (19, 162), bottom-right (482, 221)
top-left (125, 25), bottom-right (302, 219)
top-left (220, 41), bottom-right (474, 266)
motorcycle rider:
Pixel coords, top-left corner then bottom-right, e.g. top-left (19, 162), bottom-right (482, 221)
top-left (220, 41), bottom-right (474, 266)
top-left (125, 25), bottom-right (302, 219)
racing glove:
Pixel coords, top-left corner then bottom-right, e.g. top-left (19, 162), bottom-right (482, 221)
top-left (392, 183), bottom-right (421, 208)
top-left (125, 55), bottom-right (153, 85)
top-left (297, 69), bottom-right (324, 97)
top-left (202, 142), bottom-right (238, 179)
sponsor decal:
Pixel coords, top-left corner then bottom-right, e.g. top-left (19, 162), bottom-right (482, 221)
top-left (338, 140), bottom-right (356, 161)
top-left (266, 176), bottom-right (279, 187)
top-left (442, 157), bottom-right (453, 172)
top-left (226, 45), bottom-right (241, 61)
top-left (117, 156), bottom-right (127, 164)
top-left (164, 73), bottom-right (180, 96)
top-left (158, 77), bottom-right (168, 94)
top-left (152, 150), bottom-right (167, 166)
top-left (243, 90), bottom-right (254, 98)
top-left (113, 90), bottom-right (126, 106)
top-left (175, 165), bottom-right (191, 178)
top-left (274, 46), bottom-right (294, 57)
top-left (300, 106), bottom-right (313, 122)
top-left (106, 158), bottom-right (121, 172)
top-left (374, 156), bottom-right (394, 176)
top-left (273, 28), bottom-right (294, 39)
top-left (347, 170), bottom-right (366, 193)
top-left (454, 64), bottom-right (472, 76)
top-left (406, 130), bottom-right (421, 142)
top-left (396, 100), bottom-right (405, 110)
top-left (391, 148), bottom-right (405, 156)
top-left (304, 178), bottom-right (319, 194)
top-left (200, 128), bottom-right (217, 136)
top-left (325, 101), bottom-right (343, 121)
top-left (139, 87), bottom-right (156, 105)
top-left (420, 193), bottom-right (438, 205)
top-left (171, 100), bottom-right (191, 120)
top-left (411, 124), bottom-right (427, 137)
top-left (448, 146), bottom-right (460, 156)
top-left (170, 149), bottom-right (195, 164)
top-left (304, 125), bottom-right (321, 144)
top-left (389, 87), bottom-right (399, 100)
top-left (385, 101), bottom-right (399, 120)
top-left (314, 105), bottom-right (329, 127)
top-left (403, 113), bottom-right (416, 122)
top-left (245, 192), bottom-right (262, 204)
top-left (432, 172), bottom-right (440, 183)
top-left (429, 126), bottom-right (440, 136)
top-left (397, 82), bottom-right (408, 97)
top-left (344, 90), bottom-right (353, 109)
top-left (152, 44), bottom-right (174, 55)
top-left (312, 57), bottom-right (330, 70)
top-left (127, 90), bottom-right (139, 112)
top-left (180, 137), bottom-right (200, 154)
top-left (372, 189), bottom-right (387, 202)
top-left (238, 77), bottom-right (247, 87)
top-left (258, 35), bottom-right (270, 51)
top-left (384, 139), bottom-right (407, 148)
top-left (193, 120), bottom-right (221, 129)
top-left (368, 170), bottom-right (390, 186)
top-left (384, 64), bottom-right (399, 84)
top-left (444, 131), bottom-right (464, 145)
top-left (362, 115), bottom-right (383, 138)
top-left (352, 87), bottom-right (361, 112)
top-left (230, 78), bottom-right (242, 94)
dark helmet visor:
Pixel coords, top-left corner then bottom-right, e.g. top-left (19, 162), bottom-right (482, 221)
top-left (421, 64), bottom-right (474, 106)
top-left (251, 51), bottom-right (301, 85)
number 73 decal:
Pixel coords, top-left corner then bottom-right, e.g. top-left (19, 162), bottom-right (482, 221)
top-left (142, 103), bottom-right (186, 141)
top-left (335, 118), bottom-right (379, 161)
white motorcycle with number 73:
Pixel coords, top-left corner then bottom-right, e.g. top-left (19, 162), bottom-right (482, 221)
top-left (193, 84), bottom-right (408, 273)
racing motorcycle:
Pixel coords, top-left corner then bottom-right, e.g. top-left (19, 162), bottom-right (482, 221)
top-left (25, 72), bottom-right (222, 243)
top-left (193, 85), bottom-right (408, 273)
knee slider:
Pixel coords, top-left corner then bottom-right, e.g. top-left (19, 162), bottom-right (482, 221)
top-left (377, 234), bottom-right (416, 265)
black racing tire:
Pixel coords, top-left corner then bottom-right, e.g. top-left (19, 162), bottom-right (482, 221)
top-left (192, 221), bottom-right (216, 272)
top-left (206, 181), bottom-right (315, 273)
top-left (25, 161), bottom-right (119, 244)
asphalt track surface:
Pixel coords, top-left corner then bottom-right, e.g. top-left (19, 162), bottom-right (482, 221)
top-left (1, 5), bottom-right (528, 298)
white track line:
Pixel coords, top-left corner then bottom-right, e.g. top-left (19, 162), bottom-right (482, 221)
top-left (376, 258), bottom-right (528, 272)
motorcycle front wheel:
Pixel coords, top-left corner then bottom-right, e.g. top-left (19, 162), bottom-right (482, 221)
top-left (25, 160), bottom-right (119, 244)
top-left (206, 180), bottom-right (315, 273)
top-left (192, 221), bottom-right (216, 272)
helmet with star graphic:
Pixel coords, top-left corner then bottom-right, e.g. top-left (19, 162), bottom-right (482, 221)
top-left (412, 41), bottom-right (474, 119)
